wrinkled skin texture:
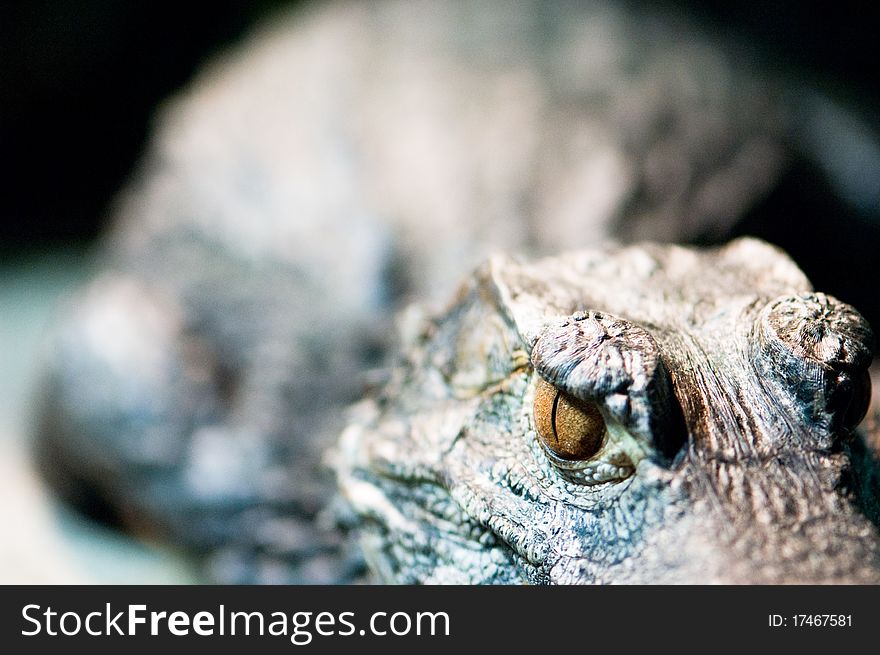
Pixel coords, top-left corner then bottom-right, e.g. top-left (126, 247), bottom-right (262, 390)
top-left (333, 239), bottom-right (880, 583)
top-left (34, 0), bottom-right (880, 583)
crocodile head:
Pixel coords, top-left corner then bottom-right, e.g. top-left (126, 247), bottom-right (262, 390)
top-left (333, 238), bottom-right (880, 583)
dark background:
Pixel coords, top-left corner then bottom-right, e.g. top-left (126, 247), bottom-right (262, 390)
top-left (2, 0), bottom-right (879, 320)
top-left (1, 0), bottom-right (285, 250)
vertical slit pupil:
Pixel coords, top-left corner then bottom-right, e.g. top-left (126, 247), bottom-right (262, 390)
top-left (550, 390), bottom-right (561, 445)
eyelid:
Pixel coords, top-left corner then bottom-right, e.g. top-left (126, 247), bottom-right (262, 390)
top-left (530, 311), bottom-right (684, 461)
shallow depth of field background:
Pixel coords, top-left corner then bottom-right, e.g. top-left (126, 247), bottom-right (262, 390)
top-left (1, 0), bottom-right (878, 582)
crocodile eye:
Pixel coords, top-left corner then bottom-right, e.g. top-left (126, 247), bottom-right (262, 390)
top-left (533, 376), bottom-right (606, 460)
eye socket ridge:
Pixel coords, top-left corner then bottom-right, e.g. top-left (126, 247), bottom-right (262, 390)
top-left (530, 311), bottom-right (685, 461)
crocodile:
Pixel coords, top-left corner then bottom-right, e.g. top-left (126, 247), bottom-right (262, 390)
top-left (33, 0), bottom-right (880, 583)
top-left (332, 239), bottom-right (880, 583)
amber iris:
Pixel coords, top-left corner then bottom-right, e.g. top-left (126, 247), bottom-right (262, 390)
top-left (533, 377), bottom-right (606, 460)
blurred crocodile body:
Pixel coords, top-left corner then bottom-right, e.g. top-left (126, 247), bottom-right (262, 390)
top-left (35, 0), bottom-right (880, 583)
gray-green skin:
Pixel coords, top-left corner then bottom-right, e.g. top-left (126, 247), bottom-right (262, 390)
top-left (34, 0), bottom-right (880, 583)
top-left (333, 239), bottom-right (880, 583)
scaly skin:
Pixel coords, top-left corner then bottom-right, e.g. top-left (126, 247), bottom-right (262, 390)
top-left (332, 239), bottom-right (880, 583)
